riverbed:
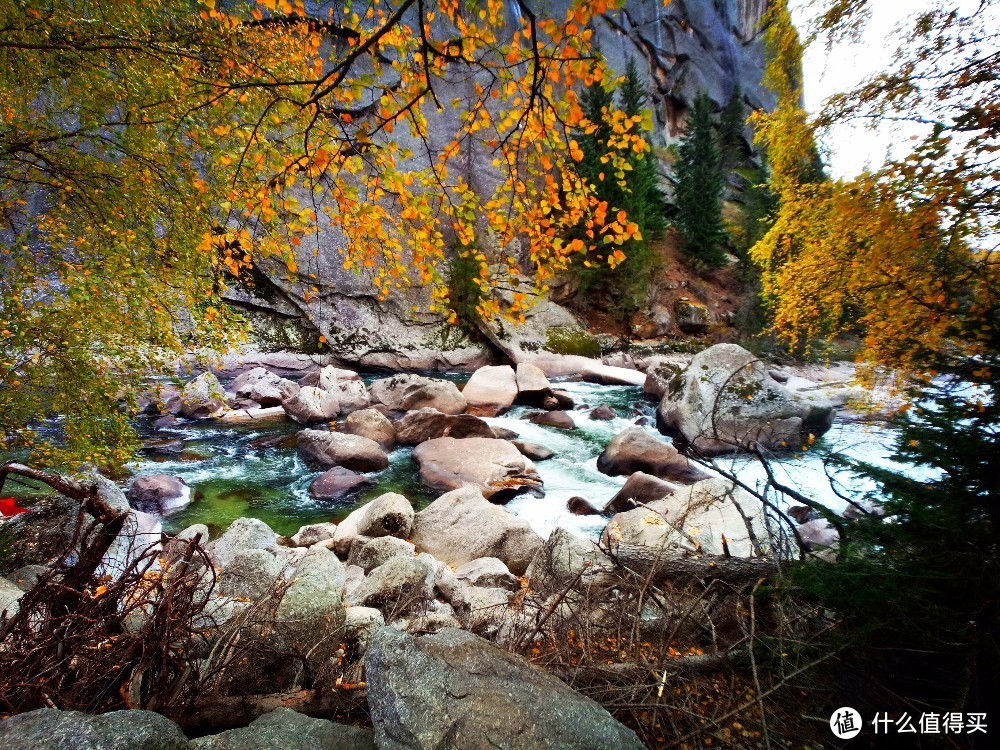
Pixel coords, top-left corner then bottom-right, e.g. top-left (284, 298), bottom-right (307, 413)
top-left (130, 375), bottom-right (913, 540)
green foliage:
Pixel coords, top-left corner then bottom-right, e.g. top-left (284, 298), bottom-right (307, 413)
top-left (569, 58), bottom-right (668, 323)
top-left (792, 365), bottom-right (999, 714)
top-left (545, 326), bottom-right (601, 358)
top-left (673, 93), bottom-right (729, 269)
top-left (446, 247), bottom-right (486, 335)
top-left (718, 87), bottom-right (746, 172)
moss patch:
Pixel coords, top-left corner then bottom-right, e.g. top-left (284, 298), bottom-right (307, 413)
top-left (545, 326), bottom-right (601, 357)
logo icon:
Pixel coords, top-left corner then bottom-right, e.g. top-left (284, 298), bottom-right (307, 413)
top-left (831, 707), bottom-right (863, 739)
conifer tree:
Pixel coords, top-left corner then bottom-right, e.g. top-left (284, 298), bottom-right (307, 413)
top-left (673, 92), bottom-right (728, 268)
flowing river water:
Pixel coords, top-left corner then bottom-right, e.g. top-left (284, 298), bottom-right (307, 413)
top-left (129, 374), bottom-right (916, 540)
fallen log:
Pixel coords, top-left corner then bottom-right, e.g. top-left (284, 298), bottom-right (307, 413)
top-left (602, 542), bottom-right (784, 584)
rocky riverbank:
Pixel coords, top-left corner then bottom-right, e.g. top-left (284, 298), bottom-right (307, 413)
top-left (1, 344), bottom-right (897, 747)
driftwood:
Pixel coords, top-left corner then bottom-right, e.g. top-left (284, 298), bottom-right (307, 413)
top-left (603, 543), bottom-right (784, 584)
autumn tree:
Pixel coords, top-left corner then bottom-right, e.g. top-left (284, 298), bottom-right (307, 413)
top-left (672, 92), bottom-right (728, 269)
top-left (750, 0), bottom-right (1000, 720)
top-left (569, 56), bottom-right (666, 322)
top-left (0, 0), bottom-right (642, 468)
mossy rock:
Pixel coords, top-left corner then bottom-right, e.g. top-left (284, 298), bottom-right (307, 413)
top-left (545, 326), bottom-right (601, 357)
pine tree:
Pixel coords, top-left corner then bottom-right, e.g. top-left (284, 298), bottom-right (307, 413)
top-left (718, 86), bottom-right (746, 171)
top-left (673, 92), bottom-right (728, 269)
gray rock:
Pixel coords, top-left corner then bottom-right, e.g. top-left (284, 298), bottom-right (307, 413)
top-left (1, 576), bottom-right (23, 618)
top-left (643, 359), bottom-right (684, 400)
top-left (597, 426), bottom-right (709, 483)
top-left (370, 374), bottom-right (466, 415)
top-left (282, 386), bottom-right (340, 424)
top-left (9, 565), bottom-right (48, 591)
top-left (529, 410), bottom-right (575, 429)
top-left (347, 535), bottom-right (416, 572)
top-left (344, 606), bottom-right (386, 648)
top-left (299, 364), bottom-right (359, 390)
top-left (365, 627), bottom-right (645, 750)
top-left (411, 437), bottom-right (542, 501)
top-left (411, 486), bottom-right (544, 575)
top-left (127, 474), bottom-right (192, 516)
top-left (297, 429), bottom-right (389, 472)
top-left (192, 707), bottom-right (375, 750)
top-left (290, 521), bottom-right (339, 547)
top-left (798, 518), bottom-right (840, 552)
top-left (218, 548), bottom-right (287, 600)
top-left (334, 379), bottom-right (371, 414)
top-left (343, 407), bottom-right (396, 449)
top-left (394, 408), bottom-right (494, 445)
top-left (657, 343), bottom-right (835, 455)
top-left (603, 471), bottom-right (681, 514)
top-left (356, 492), bottom-right (414, 539)
top-left (589, 406), bottom-right (616, 420)
top-left (233, 368), bottom-right (301, 407)
top-left (308, 467), bottom-right (376, 500)
top-left (392, 601), bottom-right (463, 634)
top-left (208, 517), bottom-right (278, 570)
top-left (178, 372), bottom-right (227, 419)
top-left (331, 504), bottom-right (371, 557)
top-left (346, 554), bottom-right (434, 612)
top-left (0, 708), bottom-right (189, 750)
top-left (454, 557), bottom-right (519, 591)
top-left (526, 527), bottom-right (615, 596)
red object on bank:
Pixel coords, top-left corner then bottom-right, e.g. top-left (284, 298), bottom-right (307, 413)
top-left (0, 497), bottom-right (28, 517)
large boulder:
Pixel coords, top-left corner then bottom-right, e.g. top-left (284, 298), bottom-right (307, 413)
top-left (178, 371), bottom-right (227, 419)
top-left (347, 535), bottom-right (416, 572)
top-left (0, 708), bottom-right (189, 750)
top-left (308, 466), bottom-right (377, 500)
top-left (232, 367), bottom-right (300, 407)
top-left (597, 426), bottom-right (709, 483)
top-left (207, 517), bottom-right (278, 570)
top-left (394, 408), bottom-right (494, 445)
top-left (365, 627), bottom-right (645, 750)
top-left (126, 475), bottom-right (192, 516)
top-left (580, 362), bottom-right (646, 386)
top-left (191, 707), bottom-right (376, 750)
top-left (603, 471), bottom-right (680, 514)
top-left (346, 554), bottom-right (435, 612)
top-left (525, 527), bottom-right (615, 596)
top-left (300, 364), bottom-right (361, 390)
top-left (643, 358), bottom-right (685, 400)
top-left (461, 365), bottom-right (517, 414)
top-left (297, 429), bottom-right (389, 472)
top-left (282, 385), bottom-right (340, 424)
top-left (369, 374), bottom-right (466, 415)
top-left (411, 437), bottom-right (542, 501)
top-left (657, 343), bottom-right (835, 454)
top-left (514, 362), bottom-right (551, 403)
top-left (343, 407), bottom-right (396, 449)
top-left (529, 410), bottom-right (575, 430)
top-left (603, 478), bottom-right (781, 559)
top-left (674, 298), bottom-right (713, 334)
top-left (356, 492), bottom-right (414, 539)
top-left (217, 548), bottom-right (287, 600)
top-left (410, 487), bottom-right (543, 575)
top-left (290, 521), bottom-right (338, 547)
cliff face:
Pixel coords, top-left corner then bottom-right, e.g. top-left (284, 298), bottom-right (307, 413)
top-left (232, 1), bottom-right (773, 367)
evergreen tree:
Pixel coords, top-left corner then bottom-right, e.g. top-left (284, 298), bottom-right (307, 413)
top-left (718, 86), bottom-right (746, 171)
top-left (673, 92), bottom-right (728, 268)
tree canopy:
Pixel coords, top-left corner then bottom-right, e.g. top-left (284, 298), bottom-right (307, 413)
top-left (0, 0), bottom-right (641, 468)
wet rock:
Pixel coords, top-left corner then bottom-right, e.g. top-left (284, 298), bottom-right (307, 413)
top-left (597, 426), bottom-right (708, 483)
top-left (567, 496), bottom-right (602, 515)
top-left (126, 474), bottom-right (192, 516)
top-left (343, 407), bottom-right (396, 450)
top-left (365, 627), bottom-right (645, 750)
top-left (410, 486), bottom-right (543, 575)
top-left (347, 535), bottom-right (416, 572)
top-left (297, 429), bottom-right (389, 472)
top-left (411, 437), bottom-right (543, 501)
top-left (580, 363), bottom-right (646, 386)
top-left (308, 466), bottom-right (376, 500)
top-left (511, 440), bottom-right (554, 461)
top-left (603, 471), bottom-right (680, 514)
top-left (249, 433), bottom-right (297, 450)
top-left (394, 408), bottom-right (494, 445)
top-left (514, 362), bottom-right (552, 403)
top-left (529, 410), bottom-right (575, 430)
top-left (490, 426), bottom-right (520, 440)
top-left (152, 415), bottom-right (177, 430)
top-left (356, 492), bottom-right (414, 539)
top-left (551, 390), bottom-right (575, 409)
top-left (282, 385), bottom-right (340, 424)
top-left (370, 374), bottom-right (466, 415)
top-left (589, 405), bottom-right (616, 420)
